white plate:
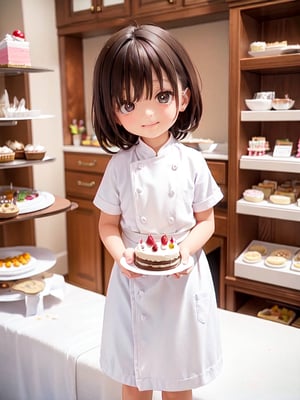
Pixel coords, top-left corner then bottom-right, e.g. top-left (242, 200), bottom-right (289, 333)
top-left (248, 47), bottom-right (287, 57)
top-left (0, 186), bottom-right (55, 214)
top-left (264, 259), bottom-right (289, 269)
top-left (0, 246), bottom-right (56, 281)
top-left (17, 191), bottom-right (55, 214)
top-left (0, 251), bottom-right (37, 277)
top-left (120, 256), bottom-right (193, 276)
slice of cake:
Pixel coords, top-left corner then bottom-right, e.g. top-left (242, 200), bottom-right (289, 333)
top-left (0, 30), bottom-right (31, 67)
top-left (134, 234), bottom-right (181, 271)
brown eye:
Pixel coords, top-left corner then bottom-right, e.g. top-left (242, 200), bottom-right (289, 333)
top-left (120, 102), bottom-right (135, 114)
top-left (156, 91), bottom-right (173, 104)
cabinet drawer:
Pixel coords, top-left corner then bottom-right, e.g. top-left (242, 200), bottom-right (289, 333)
top-left (64, 152), bottom-right (110, 174)
top-left (65, 170), bottom-right (101, 199)
top-left (207, 161), bottom-right (227, 185)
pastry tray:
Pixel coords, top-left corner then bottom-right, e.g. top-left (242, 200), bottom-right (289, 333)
top-left (234, 240), bottom-right (300, 290)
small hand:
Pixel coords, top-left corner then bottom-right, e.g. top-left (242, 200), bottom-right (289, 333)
top-left (173, 247), bottom-right (193, 279)
top-left (119, 248), bottom-right (141, 278)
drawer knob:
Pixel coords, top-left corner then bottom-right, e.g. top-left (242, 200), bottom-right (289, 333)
top-left (77, 160), bottom-right (97, 167)
top-left (77, 180), bottom-right (96, 188)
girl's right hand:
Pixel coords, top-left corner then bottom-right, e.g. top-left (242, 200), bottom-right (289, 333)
top-left (119, 248), bottom-right (141, 278)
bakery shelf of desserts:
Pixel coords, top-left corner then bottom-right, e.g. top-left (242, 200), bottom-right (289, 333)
top-left (0, 196), bottom-right (77, 225)
top-left (234, 240), bottom-right (300, 292)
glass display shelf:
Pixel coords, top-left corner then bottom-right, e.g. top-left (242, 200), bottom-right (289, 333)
top-left (0, 156), bottom-right (55, 169)
top-left (0, 66), bottom-right (52, 75)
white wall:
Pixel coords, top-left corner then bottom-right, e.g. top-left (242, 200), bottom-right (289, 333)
top-left (83, 20), bottom-right (229, 143)
top-left (0, 0), bottom-right (68, 275)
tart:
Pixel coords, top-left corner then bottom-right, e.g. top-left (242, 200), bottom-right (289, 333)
top-left (265, 255), bottom-right (287, 268)
top-left (243, 250), bottom-right (262, 263)
top-left (247, 244), bottom-right (267, 256)
top-left (0, 202), bottom-right (19, 218)
top-left (257, 304), bottom-right (295, 325)
top-left (270, 249), bottom-right (292, 260)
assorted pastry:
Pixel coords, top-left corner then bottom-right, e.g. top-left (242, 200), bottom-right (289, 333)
top-left (0, 185), bottom-right (39, 219)
top-left (1, 140), bottom-right (46, 161)
top-left (243, 179), bottom-right (300, 205)
top-left (257, 304), bottom-right (296, 325)
top-left (246, 135), bottom-right (297, 157)
top-left (241, 241), bottom-right (299, 271)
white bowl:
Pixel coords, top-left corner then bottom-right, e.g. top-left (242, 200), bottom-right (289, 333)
top-left (272, 98), bottom-right (295, 110)
top-left (245, 99), bottom-right (272, 111)
top-left (197, 139), bottom-right (216, 152)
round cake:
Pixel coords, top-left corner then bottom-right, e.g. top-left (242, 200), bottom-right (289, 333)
top-left (243, 189), bottom-right (264, 203)
top-left (134, 234), bottom-right (181, 271)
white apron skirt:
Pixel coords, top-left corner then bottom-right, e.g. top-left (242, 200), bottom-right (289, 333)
top-left (100, 245), bottom-right (222, 391)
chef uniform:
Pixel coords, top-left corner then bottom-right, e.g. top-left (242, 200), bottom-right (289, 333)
top-left (93, 135), bottom-right (223, 391)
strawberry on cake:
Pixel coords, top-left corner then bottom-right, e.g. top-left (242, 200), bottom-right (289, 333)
top-left (134, 234), bottom-right (181, 271)
top-left (0, 30), bottom-right (31, 67)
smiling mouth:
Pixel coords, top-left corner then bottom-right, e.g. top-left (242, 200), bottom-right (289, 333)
top-left (142, 122), bottom-right (159, 127)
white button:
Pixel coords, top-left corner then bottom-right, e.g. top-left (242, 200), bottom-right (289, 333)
top-left (137, 163), bottom-right (143, 170)
top-left (136, 188), bottom-right (143, 194)
top-left (168, 216), bottom-right (175, 224)
top-left (140, 216), bottom-right (147, 224)
top-left (141, 314), bottom-right (146, 321)
top-left (169, 189), bottom-right (175, 197)
top-left (172, 164), bottom-right (178, 171)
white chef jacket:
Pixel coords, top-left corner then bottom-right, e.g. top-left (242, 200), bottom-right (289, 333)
top-left (93, 136), bottom-right (223, 391)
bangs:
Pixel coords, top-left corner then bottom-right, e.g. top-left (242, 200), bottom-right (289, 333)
top-left (111, 39), bottom-right (180, 106)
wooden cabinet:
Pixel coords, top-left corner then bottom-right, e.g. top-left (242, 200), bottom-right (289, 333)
top-left (64, 151), bottom-right (112, 293)
top-left (55, 0), bottom-right (227, 36)
top-left (132, 0), bottom-right (181, 16)
top-left (226, 0), bottom-right (300, 315)
top-left (55, 0), bottom-right (131, 34)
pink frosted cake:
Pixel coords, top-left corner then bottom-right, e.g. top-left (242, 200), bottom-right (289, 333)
top-left (134, 234), bottom-right (181, 271)
top-left (0, 30), bottom-right (31, 67)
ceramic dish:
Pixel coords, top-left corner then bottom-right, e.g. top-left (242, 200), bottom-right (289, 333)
top-left (120, 256), bottom-right (193, 276)
top-left (245, 99), bottom-right (272, 111)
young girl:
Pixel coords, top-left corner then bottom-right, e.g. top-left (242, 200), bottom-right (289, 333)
top-left (92, 24), bottom-right (223, 400)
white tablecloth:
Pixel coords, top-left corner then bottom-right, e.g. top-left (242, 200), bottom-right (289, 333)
top-left (0, 283), bottom-right (106, 400)
top-left (0, 282), bottom-right (299, 400)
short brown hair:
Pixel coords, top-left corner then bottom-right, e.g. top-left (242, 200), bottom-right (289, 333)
top-left (92, 23), bottom-right (202, 152)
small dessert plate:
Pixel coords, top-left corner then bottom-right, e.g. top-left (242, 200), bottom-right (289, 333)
top-left (120, 256), bottom-right (194, 276)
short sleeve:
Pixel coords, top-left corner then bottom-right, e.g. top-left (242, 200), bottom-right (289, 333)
top-left (93, 156), bottom-right (121, 215)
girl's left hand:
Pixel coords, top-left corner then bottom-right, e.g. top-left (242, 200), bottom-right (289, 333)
top-left (174, 247), bottom-right (194, 278)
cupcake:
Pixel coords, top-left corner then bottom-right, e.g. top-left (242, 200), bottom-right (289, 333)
top-left (0, 146), bottom-right (15, 162)
top-left (24, 144), bottom-right (46, 160)
top-left (6, 140), bottom-right (25, 159)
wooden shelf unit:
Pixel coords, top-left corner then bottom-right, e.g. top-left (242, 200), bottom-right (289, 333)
top-left (226, 0), bottom-right (300, 313)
